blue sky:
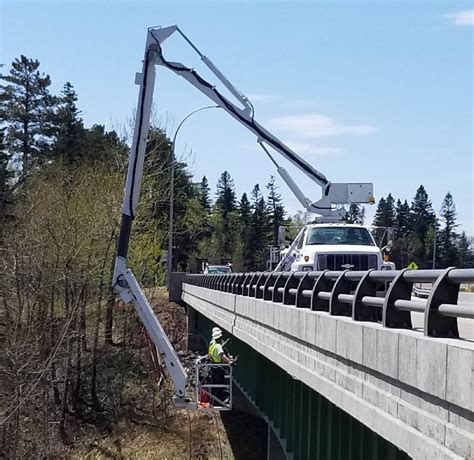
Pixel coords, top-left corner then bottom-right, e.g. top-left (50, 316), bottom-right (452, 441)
top-left (2, 1), bottom-right (473, 233)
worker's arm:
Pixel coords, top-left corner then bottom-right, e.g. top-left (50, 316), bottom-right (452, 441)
top-left (219, 353), bottom-right (233, 364)
top-left (215, 342), bottom-right (233, 364)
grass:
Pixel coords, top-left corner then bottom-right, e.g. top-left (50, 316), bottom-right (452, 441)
top-left (73, 409), bottom-right (233, 459)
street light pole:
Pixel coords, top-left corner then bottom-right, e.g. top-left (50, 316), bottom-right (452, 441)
top-left (167, 105), bottom-right (219, 288)
top-left (432, 224), bottom-right (437, 269)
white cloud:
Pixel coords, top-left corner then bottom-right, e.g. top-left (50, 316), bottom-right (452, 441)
top-left (246, 94), bottom-right (319, 108)
top-left (447, 9), bottom-right (474, 26)
top-left (240, 111), bottom-right (375, 159)
top-left (266, 114), bottom-right (378, 138)
top-left (283, 140), bottom-right (342, 156)
top-left (246, 93), bottom-right (276, 103)
top-left (240, 140), bottom-right (340, 157)
top-left (287, 99), bottom-right (319, 109)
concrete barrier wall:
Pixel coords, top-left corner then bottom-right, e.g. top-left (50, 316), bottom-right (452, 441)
top-left (182, 284), bottom-right (474, 460)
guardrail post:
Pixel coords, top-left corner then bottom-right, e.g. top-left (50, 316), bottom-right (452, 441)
top-left (215, 275), bottom-right (221, 289)
top-left (217, 275), bottom-right (225, 291)
top-left (425, 267), bottom-right (460, 338)
top-left (329, 271), bottom-right (352, 316)
top-left (240, 273), bottom-right (252, 296)
top-left (272, 272), bottom-right (289, 303)
top-left (311, 270), bottom-right (332, 311)
top-left (227, 274), bottom-right (234, 291)
top-left (296, 272), bottom-right (313, 308)
top-left (263, 273), bottom-right (279, 301)
top-left (383, 269), bottom-right (413, 329)
top-left (247, 273), bottom-right (260, 297)
top-left (221, 274), bottom-right (229, 292)
top-left (222, 275), bottom-right (229, 291)
top-left (231, 274), bottom-right (242, 294)
top-left (256, 273), bottom-right (269, 299)
top-left (211, 275), bottom-right (218, 290)
top-left (225, 274), bottom-right (235, 292)
top-left (283, 272), bottom-right (300, 305)
top-left (352, 269), bottom-right (379, 321)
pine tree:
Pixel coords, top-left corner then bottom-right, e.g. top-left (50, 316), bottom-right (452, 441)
top-left (373, 197), bottom-right (385, 227)
top-left (135, 128), bottom-right (199, 275)
top-left (51, 82), bottom-right (85, 162)
top-left (238, 192), bottom-right (253, 270)
top-left (438, 192), bottom-right (459, 268)
top-left (0, 127), bottom-right (11, 227)
top-left (386, 194), bottom-right (396, 225)
top-left (215, 171), bottom-right (236, 213)
top-left (239, 193), bottom-right (251, 227)
top-left (82, 124), bottom-right (128, 164)
top-left (410, 185), bottom-right (437, 266)
top-left (247, 184), bottom-right (270, 270)
top-left (410, 186), bottom-right (436, 239)
top-left (215, 171), bottom-right (237, 257)
top-left (395, 199), bottom-right (411, 238)
top-left (457, 232), bottom-right (472, 268)
top-left (373, 194), bottom-right (396, 227)
top-left (266, 176), bottom-right (285, 246)
top-left (0, 55), bottom-right (56, 171)
top-left (392, 198), bottom-right (412, 268)
top-left (199, 176), bottom-right (212, 211)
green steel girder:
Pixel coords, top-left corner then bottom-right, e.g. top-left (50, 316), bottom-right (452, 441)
top-left (195, 312), bottom-right (410, 460)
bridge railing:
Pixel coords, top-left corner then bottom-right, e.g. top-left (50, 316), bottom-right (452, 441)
top-left (184, 268), bottom-right (474, 339)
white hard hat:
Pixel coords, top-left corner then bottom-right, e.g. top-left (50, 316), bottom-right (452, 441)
top-left (212, 328), bottom-right (222, 340)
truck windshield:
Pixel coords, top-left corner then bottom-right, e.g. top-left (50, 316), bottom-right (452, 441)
top-left (306, 227), bottom-right (375, 246)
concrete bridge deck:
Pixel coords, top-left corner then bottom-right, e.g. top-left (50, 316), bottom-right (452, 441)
top-left (182, 282), bottom-right (474, 459)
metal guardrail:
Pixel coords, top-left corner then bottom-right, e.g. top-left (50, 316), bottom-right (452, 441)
top-left (184, 268), bottom-right (474, 339)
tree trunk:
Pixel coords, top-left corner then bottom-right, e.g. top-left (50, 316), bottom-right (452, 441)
top-left (104, 243), bottom-right (117, 345)
top-left (91, 228), bottom-right (115, 409)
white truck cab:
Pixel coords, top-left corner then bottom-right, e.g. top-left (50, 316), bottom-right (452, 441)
top-left (286, 223), bottom-right (393, 272)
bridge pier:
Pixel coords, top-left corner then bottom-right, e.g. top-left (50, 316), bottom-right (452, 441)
top-left (186, 305), bottom-right (203, 352)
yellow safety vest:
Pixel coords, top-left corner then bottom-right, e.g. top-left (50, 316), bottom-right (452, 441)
top-left (209, 341), bottom-right (223, 363)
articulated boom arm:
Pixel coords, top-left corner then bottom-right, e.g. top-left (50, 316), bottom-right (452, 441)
top-left (146, 25), bottom-right (374, 219)
top-left (113, 25), bottom-right (374, 405)
top-left (113, 28), bottom-right (192, 408)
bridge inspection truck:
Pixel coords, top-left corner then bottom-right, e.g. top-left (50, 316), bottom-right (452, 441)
top-left (277, 223), bottom-right (396, 272)
top-left (112, 24), bottom-right (383, 410)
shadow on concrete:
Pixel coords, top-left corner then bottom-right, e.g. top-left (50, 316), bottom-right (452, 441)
top-left (220, 409), bottom-right (268, 460)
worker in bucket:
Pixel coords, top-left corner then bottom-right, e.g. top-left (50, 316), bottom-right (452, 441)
top-left (208, 327), bottom-right (233, 404)
top-left (209, 327), bottom-right (233, 364)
